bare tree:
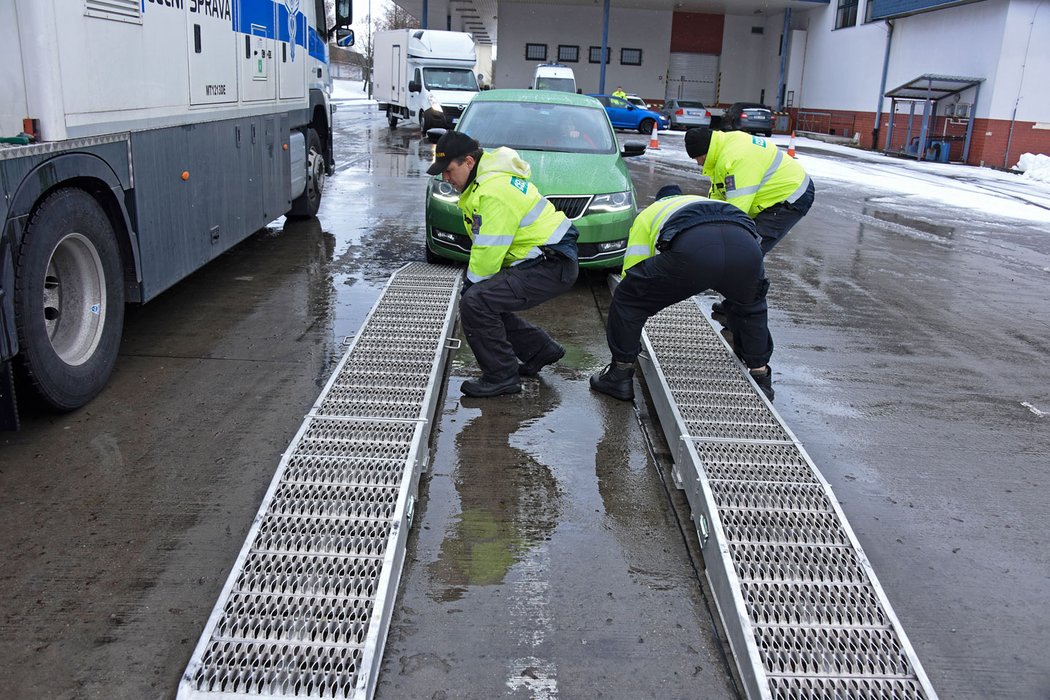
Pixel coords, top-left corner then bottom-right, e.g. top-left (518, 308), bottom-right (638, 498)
top-left (377, 4), bottom-right (418, 31)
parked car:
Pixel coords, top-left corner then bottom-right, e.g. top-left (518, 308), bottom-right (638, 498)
top-left (660, 99), bottom-right (712, 130)
top-left (724, 102), bottom-right (774, 136)
top-left (425, 89), bottom-right (647, 269)
top-left (588, 94), bottom-right (670, 134)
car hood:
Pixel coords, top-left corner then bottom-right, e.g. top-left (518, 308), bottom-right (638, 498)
top-left (510, 150), bottom-right (632, 196)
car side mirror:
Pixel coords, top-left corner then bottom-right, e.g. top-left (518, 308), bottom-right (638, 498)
top-left (621, 141), bottom-right (647, 157)
top-left (426, 128), bottom-right (447, 144)
top-left (409, 81), bottom-right (421, 93)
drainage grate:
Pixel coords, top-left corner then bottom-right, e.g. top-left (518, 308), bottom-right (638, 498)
top-left (637, 296), bottom-right (938, 700)
top-left (178, 263), bottom-right (462, 700)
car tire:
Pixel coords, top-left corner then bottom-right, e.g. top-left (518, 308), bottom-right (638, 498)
top-left (14, 188), bottom-right (125, 411)
top-left (289, 128), bottom-right (324, 218)
top-left (638, 119), bottom-right (655, 135)
top-left (425, 239), bottom-right (442, 264)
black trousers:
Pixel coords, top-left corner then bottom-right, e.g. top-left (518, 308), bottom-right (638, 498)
top-left (607, 221), bottom-right (773, 369)
top-left (753, 179), bottom-right (815, 255)
top-left (460, 254), bottom-right (578, 380)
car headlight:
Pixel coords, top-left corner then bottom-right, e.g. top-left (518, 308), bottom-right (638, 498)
top-left (429, 95), bottom-right (444, 113)
top-left (588, 190), bottom-right (634, 213)
top-left (432, 179), bottom-right (460, 203)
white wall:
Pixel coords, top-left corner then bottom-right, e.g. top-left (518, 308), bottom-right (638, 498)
top-left (791, 3), bottom-right (889, 112)
top-left (990, 0), bottom-right (1050, 121)
top-left (720, 15), bottom-right (778, 105)
top-left (494, 3), bottom-right (671, 99)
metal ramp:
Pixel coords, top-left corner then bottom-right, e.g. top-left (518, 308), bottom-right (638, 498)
top-left (638, 299), bottom-right (938, 700)
top-left (178, 262), bottom-right (462, 700)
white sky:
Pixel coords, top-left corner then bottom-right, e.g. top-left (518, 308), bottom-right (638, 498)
top-left (331, 79), bottom-right (1050, 225)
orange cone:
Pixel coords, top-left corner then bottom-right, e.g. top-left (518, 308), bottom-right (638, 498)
top-left (649, 122), bottom-right (660, 150)
top-left (787, 131), bottom-right (797, 158)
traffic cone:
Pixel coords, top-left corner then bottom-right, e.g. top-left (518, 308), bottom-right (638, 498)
top-left (648, 122), bottom-right (660, 150)
top-left (787, 131), bottom-right (797, 158)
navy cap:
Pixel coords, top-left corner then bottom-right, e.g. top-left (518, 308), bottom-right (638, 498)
top-left (427, 131), bottom-right (481, 176)
top-left (654, 184), bottom-right (683, 200)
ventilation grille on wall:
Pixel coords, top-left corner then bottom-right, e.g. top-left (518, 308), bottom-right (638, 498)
top-left (85, 0), bottom-right (142, 23)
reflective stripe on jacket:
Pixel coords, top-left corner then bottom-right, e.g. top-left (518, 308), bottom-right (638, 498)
top-left (702, 131), bottom-right (811, 217)
top-left (622, 195), bottom-right (755, 273)
top-left (457, 147), bottom-right (572, 283)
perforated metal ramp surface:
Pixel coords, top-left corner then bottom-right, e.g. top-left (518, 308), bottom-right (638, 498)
top-left (638, 299), bottom-right (938, 700)
top-left (178, 263), bottom-right (462, 700)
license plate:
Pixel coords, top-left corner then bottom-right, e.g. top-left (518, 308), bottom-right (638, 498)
top-left (685, 110), bottom-right (700, 116)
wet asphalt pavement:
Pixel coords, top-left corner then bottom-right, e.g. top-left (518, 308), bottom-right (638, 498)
top-left (0, 96), bottom-right (1048, 699)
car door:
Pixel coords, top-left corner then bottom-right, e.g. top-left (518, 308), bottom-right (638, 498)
top-left (606, 96), bottom-right (634, 130)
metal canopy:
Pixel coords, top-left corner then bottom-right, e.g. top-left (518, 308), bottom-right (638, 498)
top-left (883, 74), bottom-right (983, 164)
top-left (884, 74), bottom-right (982, 101)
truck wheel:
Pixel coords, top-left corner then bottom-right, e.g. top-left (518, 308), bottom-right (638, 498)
top-left (14, 188), bottom-right (125, 411)
top-left (419, 111), bottom-right (432, 134)
top-left (289, 128), bottom-right (324, 218)
top-left (388, 111), bottom-right (398, 129)
top-left (638, 119), bottom-right (655, 135)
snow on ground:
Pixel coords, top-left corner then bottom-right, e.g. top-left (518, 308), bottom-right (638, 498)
top-left (330, 78), bottom-right (1050, 225)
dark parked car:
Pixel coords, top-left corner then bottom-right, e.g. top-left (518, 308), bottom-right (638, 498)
top-left (724, 102), bottom-right (774, 137)
top-left (660, 99), bottom-right (712, 130)
top-left (588, 94), bottom-right (670, 134)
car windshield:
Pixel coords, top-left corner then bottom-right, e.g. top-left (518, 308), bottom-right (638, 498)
top-left (457, 102), bottom-right (617, 155)
top-left (535, 77), bottom-right (575, 92)
top-left (422, 68), bottom-right (479, 91)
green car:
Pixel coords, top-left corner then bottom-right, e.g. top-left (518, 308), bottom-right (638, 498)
top-left (425, 89), bottom-right (647, 269)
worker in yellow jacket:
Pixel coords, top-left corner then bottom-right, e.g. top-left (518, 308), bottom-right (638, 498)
top-left (427, 130), bottom-right (578, 398)
top-left (685, 126), bottom-right (815, 324)
top-left (685, 126), bottom-right (814, 255)
top-left (590, 185), bottom-right (774, 402)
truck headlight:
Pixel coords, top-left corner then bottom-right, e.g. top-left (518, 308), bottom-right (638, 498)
top-left (429, 96), bottom-right (444, 113)
top-left (588, 191), bottom-right (634, 213)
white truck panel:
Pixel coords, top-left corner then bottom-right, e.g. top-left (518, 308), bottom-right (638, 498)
top-left (0, 1), bottom-right (30, 137)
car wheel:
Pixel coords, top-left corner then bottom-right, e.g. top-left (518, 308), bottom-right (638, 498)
top-left (289, 128), bottom-right (324, 218)
top-left (638, 119), bottom-right (655, 135)
top-left (14, 188), bottom-right (125, 411)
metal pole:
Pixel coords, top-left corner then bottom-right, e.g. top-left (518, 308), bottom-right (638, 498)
top-left (873, 19), bottom-right (894, 148)
top-left (422, 0), bottom-right (428, 28)
top-left (776, 9), bottom-right (791, 111)
top-left (599, 0), bottom-right (610, 94)
top-left (963, 82), bottom-right (979, 164)
top-left (367, 0), bottom-right (373, 99)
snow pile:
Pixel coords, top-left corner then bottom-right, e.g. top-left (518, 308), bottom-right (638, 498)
top-left (1013, 153), bottom-right (1050, 183)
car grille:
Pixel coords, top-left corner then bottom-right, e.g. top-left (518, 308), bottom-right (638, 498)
top-left (547, 195), bottom-right (592, 220)
top-left (443, 105), bottom-right (465, 119)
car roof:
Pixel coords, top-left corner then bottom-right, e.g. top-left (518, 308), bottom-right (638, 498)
top-left (473, 88), bottom-right (598, 108)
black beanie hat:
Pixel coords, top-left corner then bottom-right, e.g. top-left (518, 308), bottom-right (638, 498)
top-left (654, 184), bottom-right (683, 200)
top-left (685, 127), bottom-right (713, 158)
top-left (427, 131), bottom-right (481, 175)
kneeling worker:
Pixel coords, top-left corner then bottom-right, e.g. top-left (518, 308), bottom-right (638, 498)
top-left (428, 130), bottom-right (579, 398)
top-left (590, 185), bottom-right (775, 401)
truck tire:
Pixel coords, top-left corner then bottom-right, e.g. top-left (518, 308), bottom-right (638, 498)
top-left (388, 109), bottom-right (398, 129)
top-left (638, 119), bottom-right (655, 135)
top-left (419, 110), bottom-right (432, 134)
top-left (289, 128), bottom-right (324, 218)
top-left (14, 188), bottom-right (125, 411)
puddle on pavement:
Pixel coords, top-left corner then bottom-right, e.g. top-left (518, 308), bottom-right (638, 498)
top-left (864, 206), bottom-right (956, 238)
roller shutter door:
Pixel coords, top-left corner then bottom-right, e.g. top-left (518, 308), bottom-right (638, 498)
top-left (666, 52), bottom-right (720, 104)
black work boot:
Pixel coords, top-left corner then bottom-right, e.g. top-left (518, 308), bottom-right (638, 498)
top-left (711, 301), bottom-right (727, 326)
top-left (749, 366), bottom-right (774, 401)
top-left (518, 342), bottom-right (565, 377)
top-left (589, 361), bottom-right (635, 401)
top-left (461, 374), bottom-right (522, 398)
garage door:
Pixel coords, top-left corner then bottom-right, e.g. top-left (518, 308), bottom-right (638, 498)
top-left (666, 52), bottom-right (720, 104)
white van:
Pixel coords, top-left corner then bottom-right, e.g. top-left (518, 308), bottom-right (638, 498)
top-left (532, 64), bottom-right (577, 93)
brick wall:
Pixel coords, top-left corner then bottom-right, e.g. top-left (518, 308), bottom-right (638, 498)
top-left (670, 12), bottom-right (723, 54)
top-left (786, 107), bottom-right (1050, 167)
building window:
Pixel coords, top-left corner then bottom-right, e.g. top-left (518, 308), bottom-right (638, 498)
top-left (558, 45), bottom-right (579, 63)
top-left (620, 48), bottom-right (642, 66)
top-left (864, 0), bottom-right (876, 23)
top-left (589, 46), bottom-right (610, 64)
top-left (525, 43), bottom-right (547, 61)
top-left (836, 0), bottom-right (858, 28)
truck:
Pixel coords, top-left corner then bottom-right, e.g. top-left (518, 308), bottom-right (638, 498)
top-left (0, 0), bottom-right (354, 429)
top-left (373, 29), bottom-right (479, 132)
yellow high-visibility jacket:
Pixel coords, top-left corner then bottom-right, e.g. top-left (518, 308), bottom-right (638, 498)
top-left (622, 194), bottom-right (755, 273)
top-left (702, 131), bottom-right (811, 217)
top-left (457, 147), bottom-right (572, 284)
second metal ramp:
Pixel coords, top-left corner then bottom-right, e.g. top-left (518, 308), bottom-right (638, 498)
top-left (638, 299), bottom-right (938, 700)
